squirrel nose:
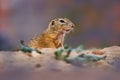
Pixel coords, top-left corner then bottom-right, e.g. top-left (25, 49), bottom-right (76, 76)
top-left (71, 25), bottom-right (74, 28)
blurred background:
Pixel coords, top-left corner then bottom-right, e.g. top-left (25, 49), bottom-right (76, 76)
top-left (0, 0), bottom-right (120, 50)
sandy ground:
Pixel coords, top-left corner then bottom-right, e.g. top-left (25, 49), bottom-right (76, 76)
top-left (0, 46), bottom-right (120, 80)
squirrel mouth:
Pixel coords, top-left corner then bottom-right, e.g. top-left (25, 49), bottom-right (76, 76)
top-left (66, 29), bottom-right (71, 32)
top-left (65, 28), bottom-right (73, 33)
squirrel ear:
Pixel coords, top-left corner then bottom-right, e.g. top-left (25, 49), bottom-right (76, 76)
top-left (46, 20), bottom-right (55, 31)
top-left (50, 21), bottom-right (55, 29)
top-left (48, 21), bottom-right (55, 28)
top-left (51, 21), bottom-right (55, 25)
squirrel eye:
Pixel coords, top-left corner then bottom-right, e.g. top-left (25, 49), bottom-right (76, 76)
top-left (59, 20), bottom-right (65, 23)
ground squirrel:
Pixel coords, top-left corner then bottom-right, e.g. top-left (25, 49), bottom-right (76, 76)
top-left (28, 18), bottom-right (75, 49)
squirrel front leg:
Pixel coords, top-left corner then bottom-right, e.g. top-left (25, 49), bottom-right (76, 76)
top-left (61, 36), bottom-right (65, 49)
top-left (55, 31), bottom-right (65, 49)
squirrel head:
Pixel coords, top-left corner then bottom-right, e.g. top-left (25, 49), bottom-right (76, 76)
top-left (46, 18), bottom-right (75, 34)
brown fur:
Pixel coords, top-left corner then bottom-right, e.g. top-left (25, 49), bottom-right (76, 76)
top-left (28, 18), bottom-right (75, 49)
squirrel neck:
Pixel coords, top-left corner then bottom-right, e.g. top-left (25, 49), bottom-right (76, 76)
top-left (45, 28), bottom-right (61, 34)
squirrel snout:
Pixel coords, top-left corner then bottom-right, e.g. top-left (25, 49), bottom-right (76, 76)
top-left (71, 25), bottom-right (74, 28)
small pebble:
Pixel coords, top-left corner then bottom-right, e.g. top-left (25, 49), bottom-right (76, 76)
top-left (35, 64), bottom-right (41, 68)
